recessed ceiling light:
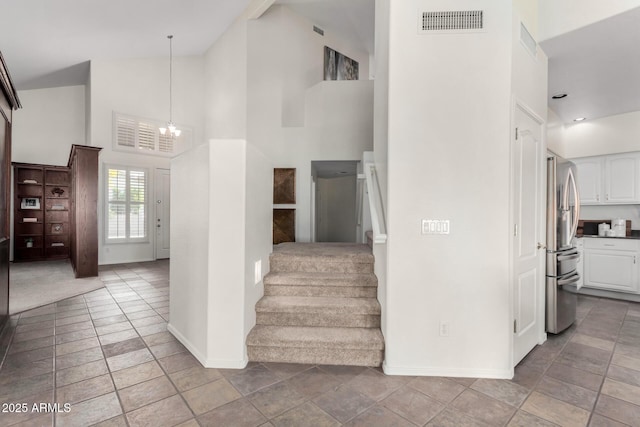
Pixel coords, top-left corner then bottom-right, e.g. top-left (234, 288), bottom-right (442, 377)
top-left (552, 93), bottom-right (568, 99)
top-left (574, 117), bottom-right (586, 122)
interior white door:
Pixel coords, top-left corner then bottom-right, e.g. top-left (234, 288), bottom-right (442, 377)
top-left (512, 103), bottom-right (545, 366)
top-left (155, 168), bottom-right (171, 259)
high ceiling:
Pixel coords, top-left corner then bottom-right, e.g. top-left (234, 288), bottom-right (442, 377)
top-left (0, 0), bottom-right (374, 91)
top-left (0, 0), bottom-right (253, 90)
top-left (541, 6), bottom-right (640, 124)
top-left (1, 0), bottom-right (637, 127)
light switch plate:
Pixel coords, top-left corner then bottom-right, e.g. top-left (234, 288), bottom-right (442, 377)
top-left (422, 220), bottom-right (450, 235)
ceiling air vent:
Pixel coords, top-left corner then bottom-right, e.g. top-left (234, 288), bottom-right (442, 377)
top-left (313, 25), bottom-right (324, 36)
top-left (420, 10), bottom-right (484, 34)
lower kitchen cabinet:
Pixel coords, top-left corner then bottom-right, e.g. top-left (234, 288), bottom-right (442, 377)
top-left (583, 238), bottom-right (639, 293)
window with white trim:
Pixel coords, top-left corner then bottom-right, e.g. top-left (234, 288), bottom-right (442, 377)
top-left (113, 112), bottom-right (191, 157)
top-left (106, 166), bottom-right (148, 242)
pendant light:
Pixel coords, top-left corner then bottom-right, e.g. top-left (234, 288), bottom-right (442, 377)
top-left (159, 35), bottom-right (181, 137)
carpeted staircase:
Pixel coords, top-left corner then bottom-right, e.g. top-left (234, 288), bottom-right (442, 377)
top-left (246, 242), bottom-right (384, 367)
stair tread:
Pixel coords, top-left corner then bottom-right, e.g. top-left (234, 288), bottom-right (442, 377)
top-left (271, 243), bottom-right (373, 262)
top-left (247, 325), bottom-right (384, 350)
top-left (256, 296), bottom-right (380, 314)
top-left (264, 272), bottom-right (377, 287)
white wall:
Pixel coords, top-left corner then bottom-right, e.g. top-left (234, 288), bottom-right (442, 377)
top-left (204, 17), bottom-right (247, 140)
top-left (169, 143), bottom-right (210, 362)
top-left (538, 0), bottom-right (640, 41)
top-left (243, 144), bottom-right (272, 348)
top-left (169, 138), bottom-right (271, 368)
top-left (13, 86), bottom-right (86, 166)
top-left (580, 205), bottom-right (640, 230)
top-left (247, 5), bottom-right (374, 242)
top-left (547, 108), bottom-right (567, 158)
top-left (561, 111), bottom-right (640, 158)
top-left (383, 0), bottom-right (515, 378)
top-left (89, 56), bottom-right (205, 265)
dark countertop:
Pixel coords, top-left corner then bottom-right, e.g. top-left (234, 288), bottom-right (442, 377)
top-left (579, 233), bottom-right (640, 240)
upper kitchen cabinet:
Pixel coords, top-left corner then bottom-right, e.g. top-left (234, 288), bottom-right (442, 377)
top-left (572, 157), bottom-right (603, 204)
top-left (572, 152), bottom-right (640, 205)
top-left (605, 153), bottom-right (640, 203)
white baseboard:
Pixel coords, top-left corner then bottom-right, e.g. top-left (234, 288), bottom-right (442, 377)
top-left (167, 323), bottom-right (248, 369)
top-left (382, 360), bottom-right (512, 379)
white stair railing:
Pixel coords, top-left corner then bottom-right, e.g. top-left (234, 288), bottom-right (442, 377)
top-left (361, 152), bottom-right (387, 244)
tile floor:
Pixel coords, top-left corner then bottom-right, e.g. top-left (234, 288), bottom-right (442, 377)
top-left (0, 260), bottom-right (639, 426)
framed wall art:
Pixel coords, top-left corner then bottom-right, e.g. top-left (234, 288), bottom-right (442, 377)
top-left (324, 46), bottom-right (359, 81)
top-left (273, 209), bottom-right (295, 244)
top-left (273, 168), bottom-right (296, 204)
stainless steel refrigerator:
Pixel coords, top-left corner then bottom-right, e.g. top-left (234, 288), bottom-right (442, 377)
top-left (546, 154), bottom-right (581, 334)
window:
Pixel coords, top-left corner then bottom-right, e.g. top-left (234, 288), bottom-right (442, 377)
top-left (113, 112), bottom-right (191, 157)
top-left (106, 166), bottom-right (148, 242)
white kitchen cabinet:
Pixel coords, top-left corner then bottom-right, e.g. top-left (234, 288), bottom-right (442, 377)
top-left (572, 152), bottom-right (640, 205)
top-left (572, 157), bottom-right (603, 204)
top-left (605, 153), bottom-right (640, 203)
top-left (583, 238), bottom-right (639, 293)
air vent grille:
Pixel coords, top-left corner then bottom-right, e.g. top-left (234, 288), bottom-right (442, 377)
top-left (421, 10), bottom-right (484, 32)
top-left (313, 25), bottom-right (324, 36)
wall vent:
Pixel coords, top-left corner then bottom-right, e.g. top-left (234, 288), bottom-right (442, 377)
top-left (420, 10), bottom-right (484, 33)
top-left (313, 25), bottom-right (324, 36)
top-left (520, 23), bottom-right (537, 57)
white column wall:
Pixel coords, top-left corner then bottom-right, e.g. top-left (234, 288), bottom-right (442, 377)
top-left (383, 0), bottom-right (514, 377)
top-left (169, 139), bottom-right (261, 368)
top-left (206, 140), bottom-right (247, 366)
top-left (169, 143), bottom-right (211, 361)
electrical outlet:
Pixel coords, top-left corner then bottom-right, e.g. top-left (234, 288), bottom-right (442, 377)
top-left (439, 321), bottom-right (450, 337)
top-left (254, 260), bottom-right (262, 285)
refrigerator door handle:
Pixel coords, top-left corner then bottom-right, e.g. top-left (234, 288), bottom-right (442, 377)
top-left (557, 273), bottom-right (580, 286)
top-left (557, 252), bottom-right (580, 262)
top-left (563, 168), bottom-right (581, 242)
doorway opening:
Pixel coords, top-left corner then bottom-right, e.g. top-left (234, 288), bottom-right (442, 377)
top-left (311, 161), bottom-right (359, 243)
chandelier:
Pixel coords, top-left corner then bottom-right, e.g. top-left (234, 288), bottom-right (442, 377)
top-left (159, 35), bottom-right (181, 137)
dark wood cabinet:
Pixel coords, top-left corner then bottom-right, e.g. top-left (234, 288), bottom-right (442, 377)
top-left (12, 145), bottom-right (101, 279)
top-left (13, 164), bottom-right (45, 261)
top-left (13, 164), bottom-right (71, 261)
top-left (68, 145), bottom-right (102, 278)
top-left (0, 51), bottom-right (20, 336)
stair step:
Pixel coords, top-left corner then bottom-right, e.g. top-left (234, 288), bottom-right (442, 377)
top-left (270, 243), bottom-right (373, 274)
top-left (264, 272), bottom-right (377, 298)
top-left (264, 272), bottom-right (377, 287)
top-left (257, 296), bottom-right (380, 315)
top-left (246, 325), bottom-right (384, 366)
top-left (256, 296), bottom-right (380, 327)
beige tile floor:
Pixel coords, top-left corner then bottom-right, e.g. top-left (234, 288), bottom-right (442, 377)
top-left (0, 260), bottom-right (639, 426)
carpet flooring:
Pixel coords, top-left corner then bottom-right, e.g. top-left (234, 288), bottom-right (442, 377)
top-left (9, 259), bottom-right (104, 314)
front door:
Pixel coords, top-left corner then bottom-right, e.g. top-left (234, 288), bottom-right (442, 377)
top-left (512, 103), bottom-right (545, 365)
top-left (155, 168), bottom-right (170, 259)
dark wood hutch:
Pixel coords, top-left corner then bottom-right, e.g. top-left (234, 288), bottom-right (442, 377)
top-left (0, 51), bottom-right (21, 339)
top-left (12, 145), bottom-right (101, 278)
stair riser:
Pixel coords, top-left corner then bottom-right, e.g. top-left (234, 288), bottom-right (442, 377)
top-left (264, 276), bottom-right (378, 288)
top-left (265, 285), bottom-right (377, 298)
top-left (247, 346), bottom-right (383, 367)
top-left (270, 259), bottom-right (373, 274)
top-left (257, 313), bottom-right (380, 328)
